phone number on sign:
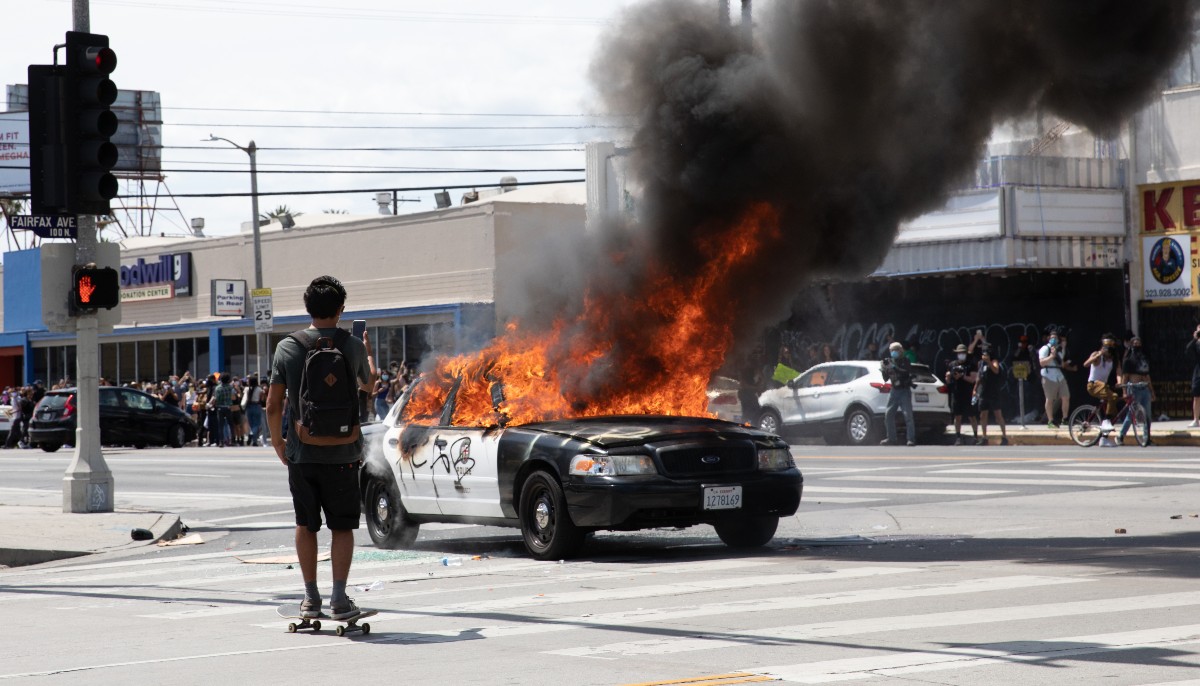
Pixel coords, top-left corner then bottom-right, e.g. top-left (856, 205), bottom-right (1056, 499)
top-left (1146, 287), bottom-right (1193, 299)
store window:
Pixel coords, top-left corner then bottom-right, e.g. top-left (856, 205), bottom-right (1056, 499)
top-left (1168, 31), bottom-right (1200, 88)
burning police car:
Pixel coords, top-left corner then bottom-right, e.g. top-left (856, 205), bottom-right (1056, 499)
top-left (362, 379), bottom-right (804, 560)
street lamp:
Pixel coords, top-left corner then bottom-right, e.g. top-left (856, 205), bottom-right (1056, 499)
top-left (206, 135), bottom-right (265, 382)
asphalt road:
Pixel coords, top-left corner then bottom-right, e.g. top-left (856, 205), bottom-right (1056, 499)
top-left (1, 443), bottom-right (1199, 685)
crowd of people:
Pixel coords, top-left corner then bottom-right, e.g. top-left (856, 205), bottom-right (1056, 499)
top-left (0, 359), bottom-right (420, 450)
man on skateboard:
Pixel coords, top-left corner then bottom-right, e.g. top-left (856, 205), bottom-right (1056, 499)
top-left (266, 276), bottom-right (378, 621)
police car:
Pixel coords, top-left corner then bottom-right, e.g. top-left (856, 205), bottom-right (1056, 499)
top-left (361, 379), bottom-right (804, 560)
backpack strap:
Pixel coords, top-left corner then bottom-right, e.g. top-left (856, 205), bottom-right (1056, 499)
top-left (287, 328), bottom-right (321, 349)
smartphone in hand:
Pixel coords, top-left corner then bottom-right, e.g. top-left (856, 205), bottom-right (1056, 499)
top-left (352, 319), bottom-right (366, 339)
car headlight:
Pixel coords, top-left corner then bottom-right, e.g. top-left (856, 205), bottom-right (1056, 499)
top-left (757, 447), bottom-right (794, 471)
top-left (570, 454), bottom-right (657, 476)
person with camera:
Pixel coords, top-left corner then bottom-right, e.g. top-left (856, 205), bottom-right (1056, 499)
top-left (880, 342), bottom-right (917, 446)
top-left (973, 346), bottom-right (1008, 445)
top-left (1039, 328), bottom-right (1073, 429)
top-left (946, 343), bottom-right (979, 445)
top-left (1083, 334), bottom-right (1120, 433)
top-left (1187, 325), bottom-right (1200, 428)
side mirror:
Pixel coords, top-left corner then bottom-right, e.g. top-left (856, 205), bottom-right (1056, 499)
top-left (434, 437), bottom-right (447, 449)
top-left (786, 379), bottom-right (798, 390)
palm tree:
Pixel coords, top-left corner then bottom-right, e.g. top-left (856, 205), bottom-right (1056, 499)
top-left (0, 198), bottom-right (25, 227)
top-left (323, 209), bottom-right (349, 214)
top-left (259, 205), bottom-right (302, 222)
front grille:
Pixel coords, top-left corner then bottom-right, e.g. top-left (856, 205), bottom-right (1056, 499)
top-left (656, 444), bottom-right (755, 477)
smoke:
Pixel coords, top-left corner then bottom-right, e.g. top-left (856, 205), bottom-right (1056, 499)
top-left (586, 0), bottom-right (1196, 356)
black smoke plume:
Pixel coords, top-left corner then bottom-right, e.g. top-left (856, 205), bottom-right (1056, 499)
top-left (582, 0), bottom-right (1195, 360)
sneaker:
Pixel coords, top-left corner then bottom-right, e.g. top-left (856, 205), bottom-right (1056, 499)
top-left (880, 439), bottom-right (897, 446)
top-left (1190, 420), bottom-right (1200, 428)
top-left (1047, 422), bottom-right (1058, 430)
top-left (953, 436), bottom-right (965, 446)
top-left (300, 597), bottom-right (322, 619)
top-left (975, 437), bottom-right (987, 446)
top-left (906, 440), bottom-right (915, 447)
top-left (1100, 419), bottom-right (1114, 432)
top-left (999, 437), bottom-right (1009, 446)
top-left (330, 597), bottom-right (360, 620)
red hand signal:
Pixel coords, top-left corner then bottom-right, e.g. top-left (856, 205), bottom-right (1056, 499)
top-left (78, 275), bottom-right (96, 303)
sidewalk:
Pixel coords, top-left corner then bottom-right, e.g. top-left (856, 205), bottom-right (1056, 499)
top-left (0, 506), bottom-right (181, 568)
top-left (946, 418), bottom-right (1200, 446)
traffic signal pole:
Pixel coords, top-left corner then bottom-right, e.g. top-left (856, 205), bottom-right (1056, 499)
top-left (62, 0), bottom-right (113, 513)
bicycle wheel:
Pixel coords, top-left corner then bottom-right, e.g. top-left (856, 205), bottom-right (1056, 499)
top-left (1128, 402), bottom-right (1150, 447)
top-left (1067, 404), bottom-right (1102, 447)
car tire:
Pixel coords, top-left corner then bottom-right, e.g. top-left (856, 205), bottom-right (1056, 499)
top-left (714, 515), bottom-right (779, 549)
top-left (519, 470), bottom-right (584, 561)
top-left (167, 424), bottom-right (187, 449)
top-left (756, 408), bottom-right (783, 435)
top-left (843, 407), bottom-right (878, 446)
top-left (40, 443), bottom-right (62, 453)
top-left (363, 471), bottom-right (419, 549)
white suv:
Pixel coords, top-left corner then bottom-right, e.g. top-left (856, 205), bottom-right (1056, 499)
top-left (755, 361), bottom-right (950, 445)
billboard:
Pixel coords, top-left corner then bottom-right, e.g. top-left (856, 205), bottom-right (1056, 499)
top-left (1140, 181), bottom-right (1200, 302)
top-left (0, 111), bottom-right (28, 196)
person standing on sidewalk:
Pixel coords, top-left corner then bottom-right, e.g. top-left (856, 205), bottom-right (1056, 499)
top-left (1117, 333), bottom-right (1155, 445)
top-left (880, 342), bottom-right (917, 446)
top-left (947, 344), bottom-right (979, 445)
top-left (1039, 328), bottom-right (1071, 428)
top-left (208, 374), bottom-right (235, 448)
top-left (244, 374), bottom-right (265, 446)
top-left (1187, 325), bottom-right (1200, 428)
top-left (973, 346), bottom-right (1008, 445)
top-left (266, 275), bottom-right (378, 622)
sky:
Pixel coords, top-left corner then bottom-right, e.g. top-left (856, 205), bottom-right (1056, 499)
top-left (3, 0), bottom-right (656, 241)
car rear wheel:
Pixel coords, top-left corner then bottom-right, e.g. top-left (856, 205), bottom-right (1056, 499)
top-left (843, 407), bottom-right (878, 446)
top-left (714, 515), bottom-right (779, 549)
top-left (363, 471), bottom-right (419, 549)
top-left (756, 409), bottom-right (782, 435)
top-left (167, 424), bottom-right (187, 449)
top-left (40, 443), bottom-right (62, 453)
top-left (519, 470), bottom-right (584, 561)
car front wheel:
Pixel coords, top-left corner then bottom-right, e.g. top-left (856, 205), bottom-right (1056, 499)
top-left (363, 472), bottom-right (419, 549)
top-left (40, 443), bottom-right (62, 453)
top-left (843, 407), bottom-right (878, 446)
top-left (519, 470), bottom-right (584, 561)
top-left (756, 408), bottom-right (782, 435)
top-left (714, 515), bottom-right (779, 549)
top-left (167, 424), bottom-right (187, 449)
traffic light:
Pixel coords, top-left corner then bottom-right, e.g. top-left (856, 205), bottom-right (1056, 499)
top-left (26, 32), bottom-right (119, 216)
top-left (63, 31), bottom-right (119, 215)
top-left (72, 264), bottom-right (120, 312)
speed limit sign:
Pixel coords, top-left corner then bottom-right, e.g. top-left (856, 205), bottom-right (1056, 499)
top-left (251, 288), bottom-right (273, 333)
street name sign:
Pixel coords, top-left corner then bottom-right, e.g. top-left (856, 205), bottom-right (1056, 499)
top-left (8, 214), bottom-right (78, 239)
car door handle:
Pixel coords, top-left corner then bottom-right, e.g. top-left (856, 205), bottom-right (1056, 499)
top-left (387, 438), bottom-right (399, 448)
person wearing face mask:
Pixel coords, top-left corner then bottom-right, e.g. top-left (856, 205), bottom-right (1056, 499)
top-left (372, 369), bottom-right (392, 421)
top-left (1039, 327), bottom-right (1071, 429)
top-left (973, 345), bottom-right (1008, 445)
top-left (946, 343), bottom-right (979, 445)
top-left (880, 342), bottom-right (916, 446)
top-left (1083, 334), bottom-right (1120, 431)
top-left (1117, 333), bottom-right (1155, 445)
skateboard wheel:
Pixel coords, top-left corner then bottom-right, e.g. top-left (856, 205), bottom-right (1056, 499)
top-left (361, 623), bottom-right (371, 635)
top-left (287, 623), bottom-right (298, 633)
top-left (311, 621), bottom-right (321, 632)
top-left (335, 625), bottom-right (346, 637)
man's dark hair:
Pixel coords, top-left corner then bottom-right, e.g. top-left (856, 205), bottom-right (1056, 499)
top-left (219, 372), bottom-right (231, 384)
top-left (304, 275), bottom-right (347, 319)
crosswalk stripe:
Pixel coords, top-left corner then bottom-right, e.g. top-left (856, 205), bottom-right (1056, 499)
top-left (804, 486), bottom-right (1011, 496)
top-left (1062, 462), bottom-right (1200, 470)
top-left (743, 624), bottom-right (1200, 683)
top-left (548, 590), bottom-right (1200, 659)
top-left (828, 475), bottom-right (1138, 488)
top-left (322, 574), bottom-right (1085, 638)
top-left (935, 468), bottom-right (1200, 480)
top-left (800, 497), bottom-right (886, 504)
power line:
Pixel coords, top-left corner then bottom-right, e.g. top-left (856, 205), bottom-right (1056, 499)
top-left (168, 145), bottom-right (588, 152)
top-left (119, 178), bottom-right (585, 199)
top-left (161, 167), bottom-right (586, 175)
top-left (162, 106), bottom-right (627, 118)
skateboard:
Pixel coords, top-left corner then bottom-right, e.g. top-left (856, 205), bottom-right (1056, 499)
top-left (276, 604), bottom-right (378, 636)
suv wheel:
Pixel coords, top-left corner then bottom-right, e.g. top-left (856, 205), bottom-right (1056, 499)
top-left (756, 408), bottom-right (782, 435)
top-left (843, 407), bottom-right (878, 446)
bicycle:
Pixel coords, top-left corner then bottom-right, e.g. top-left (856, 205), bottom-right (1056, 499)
top-left (1067, 382), bottom-right (1150, 447)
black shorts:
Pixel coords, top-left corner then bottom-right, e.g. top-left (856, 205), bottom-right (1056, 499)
top-left (1192, 377), bottom-right (1200, 397)
top-left (951, 393), bottom-right (977, 416)
top-left (288, 460), bottom-right (362, 532)
top-left (977, 394), bottom-right (1002, 412)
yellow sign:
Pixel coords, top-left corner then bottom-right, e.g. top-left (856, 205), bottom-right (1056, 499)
top-left (1012, 361), bottom-right (1031, 381)
top-left (250, 288), bottom-right (272, 297)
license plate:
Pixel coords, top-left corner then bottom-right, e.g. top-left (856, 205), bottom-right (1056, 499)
top-left (703, 485), bottom-right (742, 510)
top-left (915, 393), bottom-right (929, 403)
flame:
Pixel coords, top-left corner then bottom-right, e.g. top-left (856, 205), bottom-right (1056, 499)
top-left (406, 203), bottom-right (781, 427)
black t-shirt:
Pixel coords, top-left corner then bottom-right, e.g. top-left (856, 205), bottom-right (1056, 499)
top-left (1122, 349), bottom-right (1150, 376)
top-left (1188, 338), bottom-right (1200, 381)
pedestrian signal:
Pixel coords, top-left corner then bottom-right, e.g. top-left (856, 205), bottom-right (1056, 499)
top-left (72, 265), bottom-right (120, 312)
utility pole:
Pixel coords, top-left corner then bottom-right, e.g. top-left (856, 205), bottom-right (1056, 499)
top-left (741, 0), bottom-right (752, 44)
top-left (719, 0), bottom-right (730, 25)
top-left (63, 0), bottom-right (113, 513)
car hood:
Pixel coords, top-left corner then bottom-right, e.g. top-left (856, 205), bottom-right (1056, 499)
top-left (516, 415), bottom-right (775, 449)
